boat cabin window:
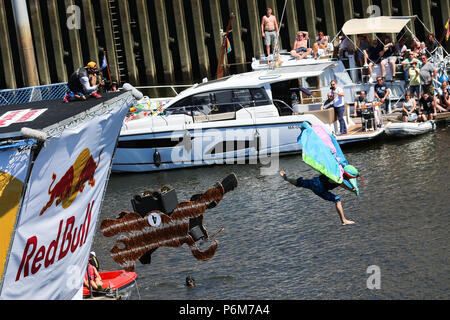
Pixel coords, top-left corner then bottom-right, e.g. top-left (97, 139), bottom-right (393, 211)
top-left (301, 77), bottom-right (319, 89)
top-left (250, 88), bottom-right (270, 106)
top-left (233, 89), bottom-right (252, 108)
top-left (164, 88), bottom-right (270, 120)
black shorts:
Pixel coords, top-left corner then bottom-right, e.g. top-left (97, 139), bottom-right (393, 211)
top-left (422, 108), bottom-right (433, 115)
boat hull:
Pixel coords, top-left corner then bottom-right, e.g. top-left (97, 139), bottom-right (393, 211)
top-left (112, 121), bottom-right (385, 173)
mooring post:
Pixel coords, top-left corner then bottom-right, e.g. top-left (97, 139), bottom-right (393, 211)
top-left (322, 0), bottom-right (337, 41)
top-left (12, 0), bottom-right (40, 86)
top-left (0, 0), bottom-right (17, 88)
top-left (81, 0), bottom-right (100, 63)
top-left (154, 0), bottom-right (175, 83)
top-left (228, 0), bottom-right (246, 74)
top-left (28, 0), bottom-right (51, 85)
top-left (135, 0), bottom-right (158, 86)
top-left (191, 0), bottom-right (211, 79)
top-left (46, 0), bottom-right (68, 82)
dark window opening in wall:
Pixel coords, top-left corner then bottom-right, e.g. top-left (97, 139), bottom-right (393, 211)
top-left (128, 0), bottom-right (147, 85)
top-left (183, 0), bottom-right (201, 83)
top-left (57, 0), bottom-right (73, 76)
top-left (315, 0), bottom-right (327, 38)
top-left (430, 4), bottom-right (444, 43)
top-left (202, 0), bottom-right (218, 79)
top-left (74, 0), bottom-right (90, 63)
top-left (411, 1), bottom-right (425, 42)
top-left (333, 0), bottom-right (345, 31)
top-left (38, 0), bottom-right (57, 84)
top-left (91, 0), bottom-right (107, 66)
top-left (164, 0), bottom-right (182, 84)
top-left (146, 0), bottom-right (165, 84)
top-left (353, 0), bottom-right (364, 19)
top-left (219, 1), bottom-right (237, 75)
top-left (237, 0), bottom-right (253, 73)
top-left (4, 0), bottom-right (24, 87)
top-left (294, 0), bottom-right (308, 33)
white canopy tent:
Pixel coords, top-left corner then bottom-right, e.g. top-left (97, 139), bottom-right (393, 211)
top-left (341, 16), bottom-right (415, 35)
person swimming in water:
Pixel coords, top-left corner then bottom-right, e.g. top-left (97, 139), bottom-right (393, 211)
top-left (186, 276), bottom-right (196, 288)
top-left (280, 166), bottom-right (360, 226)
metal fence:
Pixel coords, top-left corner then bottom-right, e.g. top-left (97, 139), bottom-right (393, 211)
top-left (0, 83), bottom-right (68, 106)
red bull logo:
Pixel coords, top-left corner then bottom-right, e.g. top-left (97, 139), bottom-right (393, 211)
top-left (40, 148), bottom-right (102, 216)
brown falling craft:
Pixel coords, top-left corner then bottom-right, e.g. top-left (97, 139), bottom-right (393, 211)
top-left (100, 174), bottom-right (238, 272)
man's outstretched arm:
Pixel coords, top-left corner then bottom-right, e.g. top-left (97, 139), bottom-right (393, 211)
top-left (280, 171), bottom-right (298, 186)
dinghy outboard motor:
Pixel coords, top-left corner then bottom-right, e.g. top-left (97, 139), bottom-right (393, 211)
top-left (129, 174), bottom-right (239, 266)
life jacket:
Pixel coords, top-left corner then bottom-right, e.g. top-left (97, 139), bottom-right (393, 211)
top-left (68, 67), bottom-right (89, 93)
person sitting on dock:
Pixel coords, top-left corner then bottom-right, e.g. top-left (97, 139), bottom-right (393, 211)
top-left (65, 62), bottom-right (105, 102)
top-left (290, 31), bottom-right (313, 60)
top-left (353, 90), bottom-right (368, 118)
top-left (437, 90), bottom-right (450, 112)
top-left (374, 77), bottom-right (391, 114)
top-left (418, 92), bottom-right (437, 121)
top-left (436, 80), bottom-right (450, 97)
top-left (401, 91), bottom-right (417, 122)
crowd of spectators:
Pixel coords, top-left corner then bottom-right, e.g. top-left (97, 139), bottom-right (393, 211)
top-left (338, 32), bottom-right (449, 122)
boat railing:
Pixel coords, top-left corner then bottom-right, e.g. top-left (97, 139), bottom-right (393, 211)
top-left (134, 85), bottom-right (193, 97)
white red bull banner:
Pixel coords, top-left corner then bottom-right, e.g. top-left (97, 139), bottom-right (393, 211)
top-left (0, 142), bottom-right (32, 286)
top-left (0, 104), bottom-right (128, 300)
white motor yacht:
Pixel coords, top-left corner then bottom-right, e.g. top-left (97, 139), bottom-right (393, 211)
top-left (112, 63), bottom-right (385, 173)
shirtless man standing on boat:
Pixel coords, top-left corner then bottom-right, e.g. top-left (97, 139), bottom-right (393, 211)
top-left (261, 8), bottom-right (279, 56)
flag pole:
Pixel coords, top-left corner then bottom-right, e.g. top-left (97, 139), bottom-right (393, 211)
top-left (104, 51), bottom-right (112, 84)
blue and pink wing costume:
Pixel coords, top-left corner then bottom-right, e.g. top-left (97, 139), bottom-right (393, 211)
top-left (298, 122), bottom-right (360, 196)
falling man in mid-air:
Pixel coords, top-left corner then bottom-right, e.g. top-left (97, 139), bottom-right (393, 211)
top-left (280, 123), bottom-right (364, 226)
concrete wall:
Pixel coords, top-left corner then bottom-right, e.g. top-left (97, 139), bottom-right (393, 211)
top-left (0, 0), bottom-right (448, 89)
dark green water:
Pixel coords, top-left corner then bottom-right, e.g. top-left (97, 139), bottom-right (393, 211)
top-left (92, 124), bottom-right (449, 300)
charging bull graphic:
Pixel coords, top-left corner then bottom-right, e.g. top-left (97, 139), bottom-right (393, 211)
top-left (40, 148), bottom-right (102, 216)
top-left (100, 174), bottom-right (238, 272)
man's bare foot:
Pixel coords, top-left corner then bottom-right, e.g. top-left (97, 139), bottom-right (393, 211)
top-left (342, 219), bottom-right (355, 226)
